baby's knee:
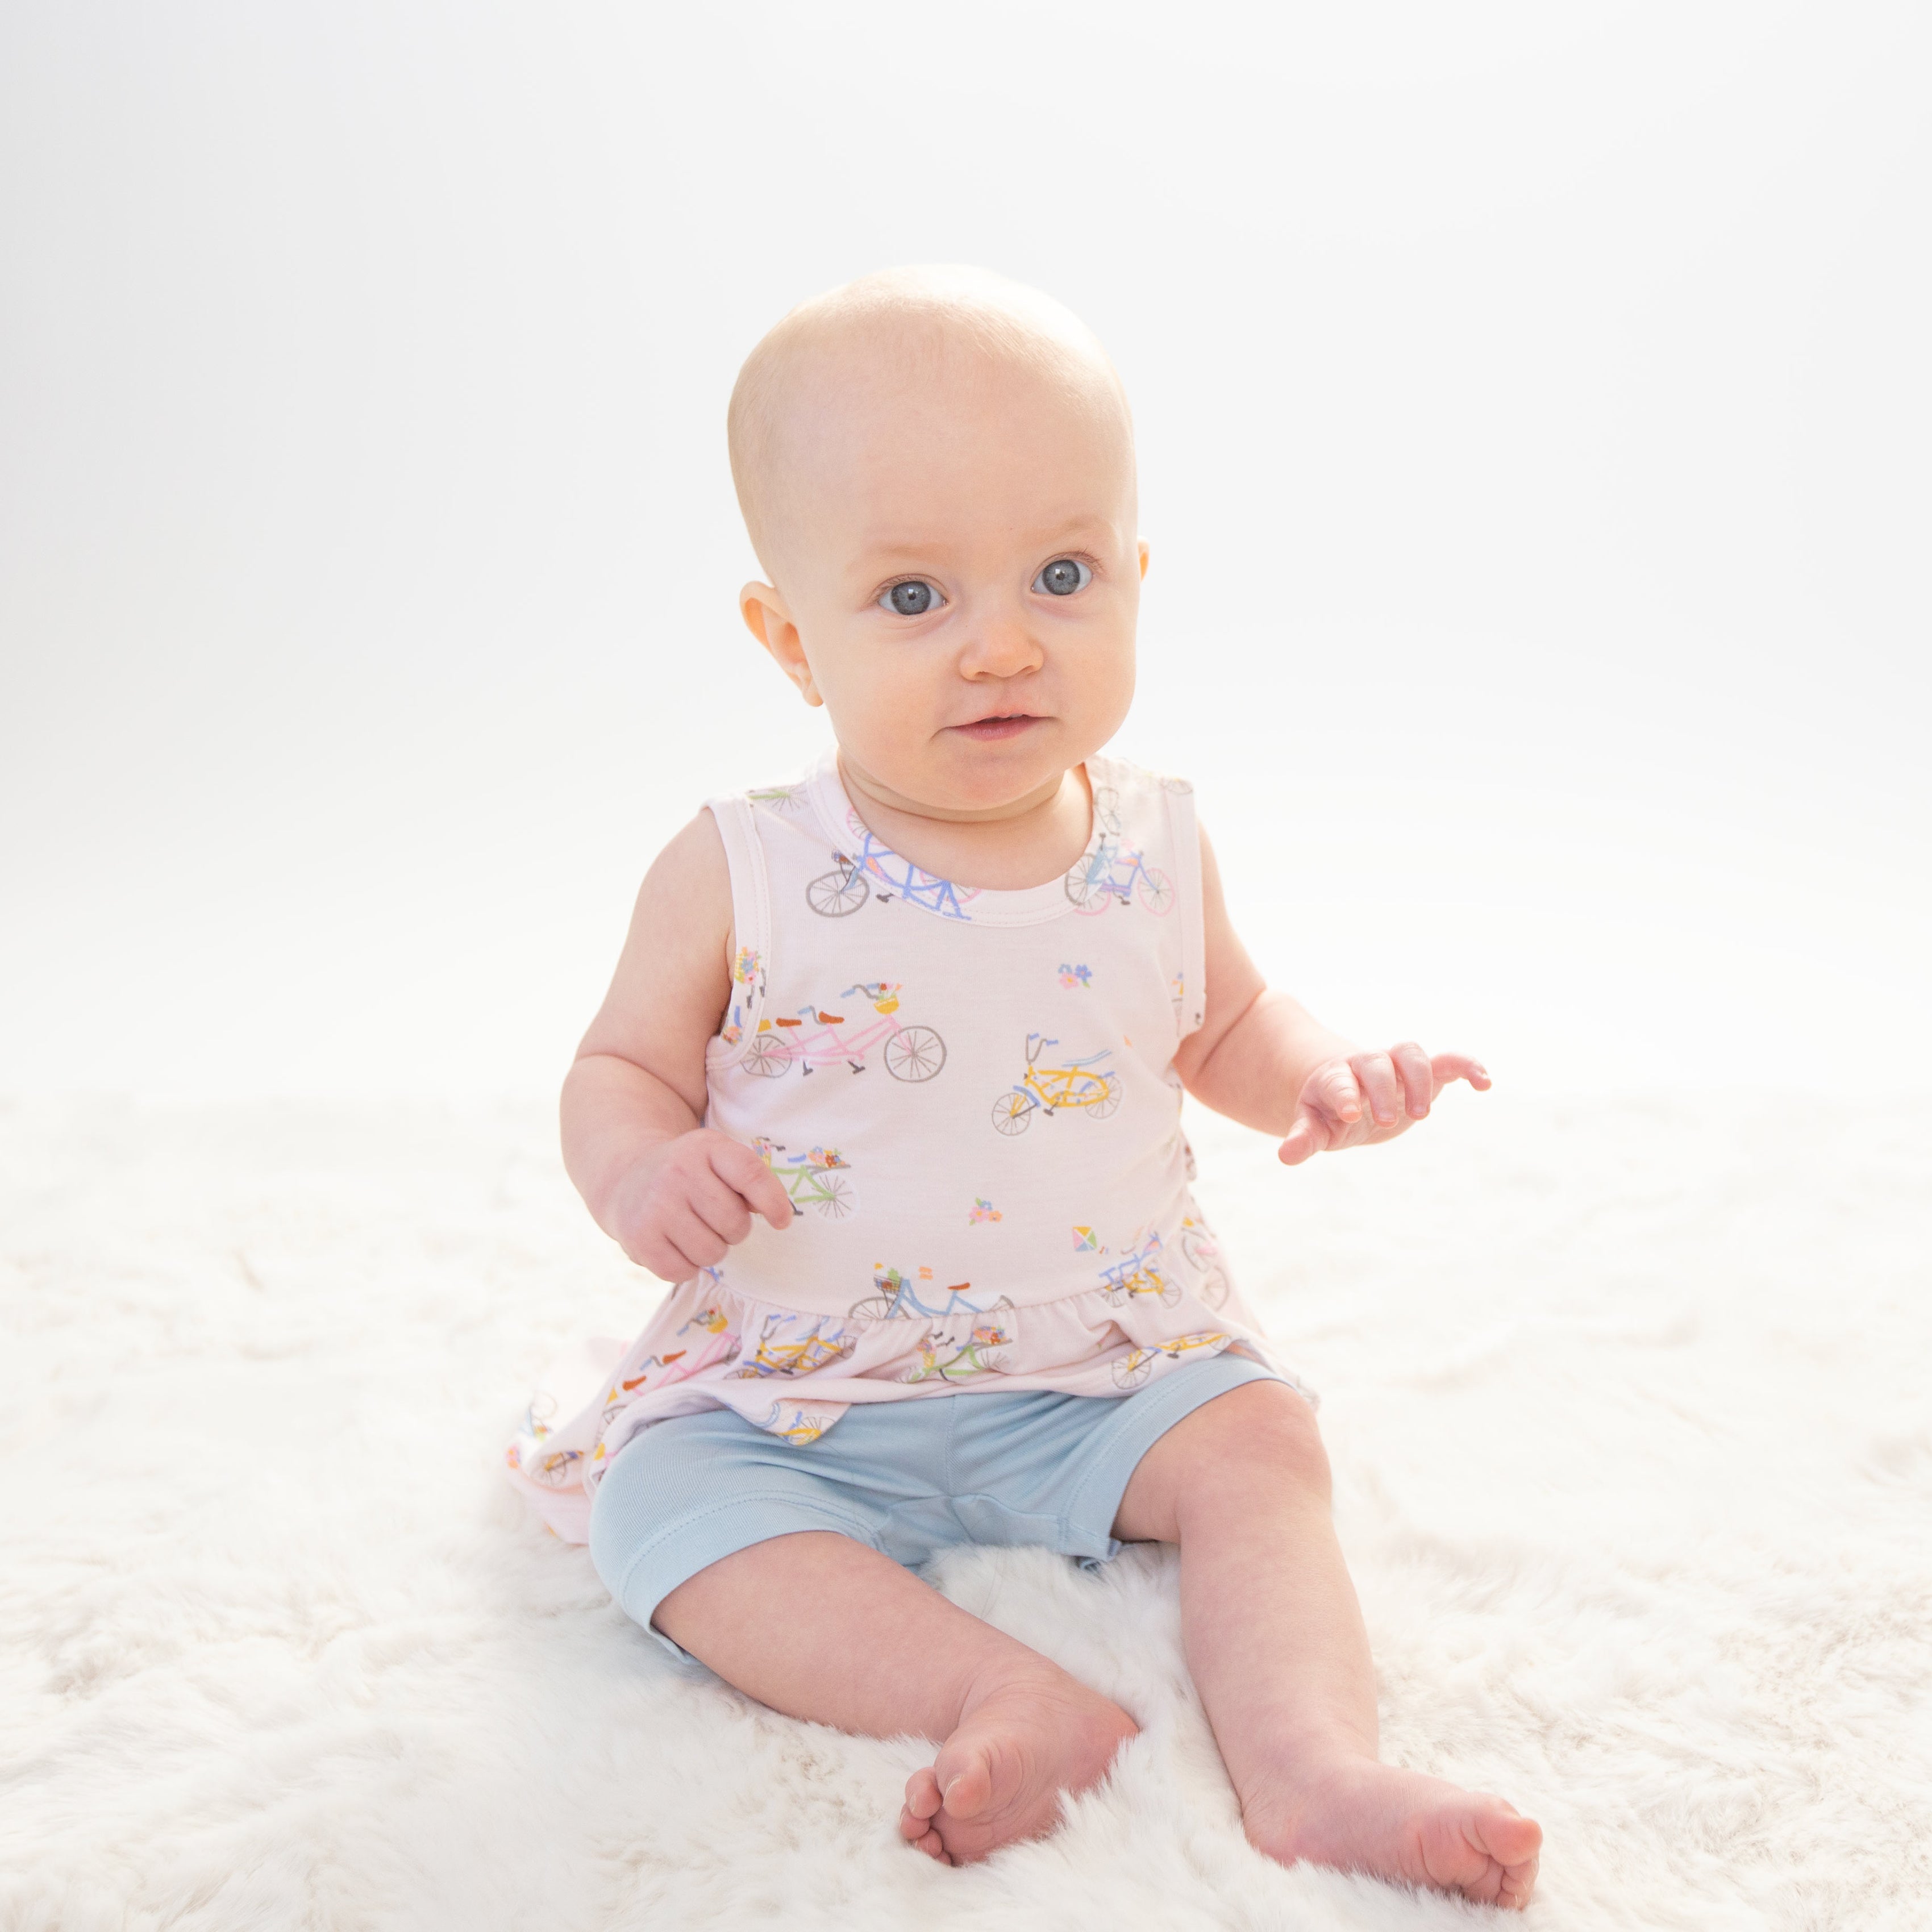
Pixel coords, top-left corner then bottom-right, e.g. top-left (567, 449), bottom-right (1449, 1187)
top-left (586, 1419), bottom-right (713, 1600)
top-left (1197, 1379), bottom-right (1332, 1502)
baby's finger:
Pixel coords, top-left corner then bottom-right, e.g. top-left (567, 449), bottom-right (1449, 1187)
top-left (1390, 1041), bottom-right (1434, 1118)
top-left (688, 1169), bottom-right (756, 1247)
top-left (1278, 1107), bottom-right (1330, 1165)
top-left (1351, 1051), bottom-right (1402, 1127)
top-left (631, 1226), bottom-right (701, 1284)
top-left (663, 1206), bottom-right (728, 1271)
top-left (1429, 1052), bottom-right (1492, 1095)
top-left (710, 1138), bottom-right (795, 1229)
top-left (1311, 1060), bottom-right (1364, 1127)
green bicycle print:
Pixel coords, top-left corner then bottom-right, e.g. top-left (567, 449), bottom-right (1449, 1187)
top-left (752, 1138), bottom-right (859, 1221)
top-left (990, 1033), bottom-right (1121, 1135)
top-left (901, 1316), bottom-right (1017, 1384)
top-left (739, 982), bottom-right (946, 1082)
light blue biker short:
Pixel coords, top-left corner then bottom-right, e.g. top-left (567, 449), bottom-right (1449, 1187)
top-left (588, 1352), bottom-right (1287, 1663)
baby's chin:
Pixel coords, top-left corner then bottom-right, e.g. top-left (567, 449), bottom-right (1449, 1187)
top-left (846, 723), bottom-right (1084, 822)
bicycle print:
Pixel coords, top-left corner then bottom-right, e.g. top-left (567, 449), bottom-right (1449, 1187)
top-left (752, 1138), bottom-right (859, 1220)
top-left (727, 1311), bottom-right (857, 1380)
top-left (739, 982), bottom-right (946, 1083)
top-left (759, 1401), bottom-right (832, 1445)
top-left (599, 1313), bottom-right (744, 1422)
top-left (848, 1265), bottom-right (1011, 1325)
top-left (1178, 1216), bottom-right (1231, 1309)
top-left (901, 1315), bottom-right (1017, 1384)
top-left (990, 1033), bottom-right (1121, 1136)
top-left (1064, 828), bottom-right (1175, 915)
top-left (718, 947), bottom-right (766, 1049)
top-left (806, 819), bottom-right (980, 921)
top-left (1097, 1228), bottom-right (1180, 1308)
top-left (1111, 1329), bottom-right (1230, 1390)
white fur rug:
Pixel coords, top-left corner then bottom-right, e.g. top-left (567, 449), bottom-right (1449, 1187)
top-left (3, 1093), bottom-right (1929, 1930)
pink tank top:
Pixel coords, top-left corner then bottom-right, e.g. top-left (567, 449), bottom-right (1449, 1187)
top-left (507, 752), bottom-right (1288, 1541)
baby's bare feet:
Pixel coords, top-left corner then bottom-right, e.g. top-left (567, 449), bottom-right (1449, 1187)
top-left (897, 1662), bottom-right (1138, 1864)
top-left (1242, 1756), bottom-right (1541, 1910)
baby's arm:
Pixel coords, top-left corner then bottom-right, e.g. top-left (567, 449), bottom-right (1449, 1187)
top-left (1173, 826), bottom-right (1489, 1166)
top-left (560, 811), bottom-right (793, 1279)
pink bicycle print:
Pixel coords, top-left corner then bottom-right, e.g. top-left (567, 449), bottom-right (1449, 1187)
top-left (807, 822), bottom-right (980, 921)
top-left (1178, 1217), bottom-right (1230, 1309)
top-left (599, 1308), bottom-right (744, 1422)
top-left (739, 982), bottom-right (946, 1082)
top-left (1064, 835), bottom-right (1175, 915)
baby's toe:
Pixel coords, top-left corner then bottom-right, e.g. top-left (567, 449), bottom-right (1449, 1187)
top-left (903, 1766), bottom-right (943, 1822)
top-left (933, 1744), bottom-right (994, 1821)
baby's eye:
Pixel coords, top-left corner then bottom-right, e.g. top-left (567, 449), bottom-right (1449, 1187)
top-left (880, 580), bottom-right (943, 616)
top-left (1033, 557), bottom-right (1092, 597)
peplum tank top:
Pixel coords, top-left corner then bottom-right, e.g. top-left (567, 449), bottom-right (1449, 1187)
top-left (507, 751), bottom-right (1293, 1542)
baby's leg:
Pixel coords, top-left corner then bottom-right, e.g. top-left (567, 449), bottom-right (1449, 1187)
top-left (655, 1531), bottom-right (1139, 1864)
top-left (1113, 1380), bottom-right (1542, 1910)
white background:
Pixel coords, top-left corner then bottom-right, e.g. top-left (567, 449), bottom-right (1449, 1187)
top-left (3, 1), bottom-right (1927, 1102)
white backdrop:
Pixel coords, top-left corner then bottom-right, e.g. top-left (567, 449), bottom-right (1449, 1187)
top-left (2, 1), bottom-right (1927, 1102)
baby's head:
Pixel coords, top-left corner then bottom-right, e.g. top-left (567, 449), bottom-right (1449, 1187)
top-left (731, 266), bottom-right (1143, 820)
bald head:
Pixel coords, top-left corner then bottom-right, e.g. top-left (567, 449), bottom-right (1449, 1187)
top-left (728, 265), bottom-right (1134, 578)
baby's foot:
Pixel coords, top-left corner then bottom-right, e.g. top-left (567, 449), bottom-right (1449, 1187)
top-left (898, 1662), bottom-right (1138, 1865)
top-left (1242, 1756), bottom-right (1541, 1910)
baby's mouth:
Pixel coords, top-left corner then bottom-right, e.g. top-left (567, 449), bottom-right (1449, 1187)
top-left (950, 713), bottom-right (1044, 743)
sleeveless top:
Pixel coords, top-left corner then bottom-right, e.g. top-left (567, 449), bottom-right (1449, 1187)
top-left (506, 751), bottom-right (1292, 1542)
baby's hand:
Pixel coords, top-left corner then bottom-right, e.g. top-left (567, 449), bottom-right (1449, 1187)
top-left (1277, 1046), bottom-right (1490, 1166)
top-left (606, 1130), bottom-right (795, 1280)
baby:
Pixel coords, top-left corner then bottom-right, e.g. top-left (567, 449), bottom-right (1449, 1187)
top-left (508, 267), bottom-right (1541, 1908)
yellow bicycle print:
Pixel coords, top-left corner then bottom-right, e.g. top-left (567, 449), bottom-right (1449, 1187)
top-left (727, 1311), bottom-right (856, 1380)
top-left (1111, 1329), bottom-right (1230, 1390)
top-left (990, 1033), bottom-right (1121, 1135)
top-left (1097, 1229), bottom-right (1180, 1308)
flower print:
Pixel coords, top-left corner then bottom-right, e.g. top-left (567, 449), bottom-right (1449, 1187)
top-left (969, 1197), bottom-right (1002, 1224)
top-left (1059, 963), bottom-right (1093, 989)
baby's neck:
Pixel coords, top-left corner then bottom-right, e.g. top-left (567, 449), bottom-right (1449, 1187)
top-left (837, 755), bottom-right (1094, 892)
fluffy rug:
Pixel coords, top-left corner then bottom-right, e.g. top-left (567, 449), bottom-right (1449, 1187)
top-left (3, 1093), bottom-right (1929, 1930)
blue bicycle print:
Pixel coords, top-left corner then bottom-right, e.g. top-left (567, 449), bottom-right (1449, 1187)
top-left (1065, 835), bottom-right (1175, 915)
top-left (848, 1265), bottom-right (1011, 1325)
top-left (807, 824), bottom-right (979, 921)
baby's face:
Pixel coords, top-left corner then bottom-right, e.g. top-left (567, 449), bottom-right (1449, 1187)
top-left (745, 353), bottom-right (1143, 819)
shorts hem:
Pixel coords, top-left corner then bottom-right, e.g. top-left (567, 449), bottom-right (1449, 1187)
top-left (607, 1492), bottom-right (878, 1666)
top-left (1060, 1352), bottom-right (1288, 1565)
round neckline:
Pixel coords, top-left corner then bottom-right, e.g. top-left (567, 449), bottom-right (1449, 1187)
top-left (805, 751), bottom-right (1106, 928)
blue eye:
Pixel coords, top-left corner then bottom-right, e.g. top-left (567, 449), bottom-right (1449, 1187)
top-left (881, 580), bottom-right (942, 615)
top-left (1034, 557), bottom-right (1091, 597)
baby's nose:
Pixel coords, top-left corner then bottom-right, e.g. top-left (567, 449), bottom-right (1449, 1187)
top-left (964, 611), bottom-right (1043, 676)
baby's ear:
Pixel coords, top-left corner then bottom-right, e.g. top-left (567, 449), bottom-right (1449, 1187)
top-left (740, 582), bottom-right (822, 707)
